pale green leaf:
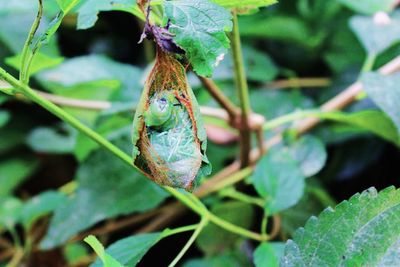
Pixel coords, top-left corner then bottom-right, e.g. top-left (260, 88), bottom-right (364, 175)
top-left (164, 0), bottom-right (233, 77)
top-left (337, 0), bottom-right (397, 15)
top-left (90, 233), bottom-right (162, 267)
top-left (362, 73), bottom-right (400, 138)
top-left (77, 0), bottom-right (139, 30)
top-left (27, 124), bottom-right (77, 154)
top-left (350, 15), bottom-right (400, 55)
top-left (254, 242), bottom-right (285, 267)
top-left (5, 52), bottom-right (64, 75)
top-left (212, 0), bottom-right (277, 9)
top-left (281, 187), bottom-right (400, 266)
top-left (85, 235), bottom-right (124, 267)
top-left (21, 191), bottom-right (67, 230)
top-left (0, 197), bottom-right (23, 229)
top-left (290, 135), bottom-right (327, 178)
top-left (0, 157), bottom-right (39, 196)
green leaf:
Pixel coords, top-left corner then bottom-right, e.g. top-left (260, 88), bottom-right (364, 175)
top-left (164, 0), bottom-right (233, 77)
top-left (0, 110), bottom-right (10, 128)
top-left (350, 15), bottom-right (400, 55)
top-left (254, 242), bottom-right (285, 267)
top-left (27, 124), bottom-right (77, 154)
top-left (41, 137), bottom-right (167, 249)
top-left (21, 191), bottom-right (67, 230)
top-left (5, 52), bottom-right (64, 75)
top-left (281, 186), bottom-right (400, 266)
top-left (0, 197), bottom-right (23, 229)
top-left (90, 233), bottom-right (162, 267)
top-left (84, 235), bottom-right (124, 267)
top-left (337, 0), bottom-right (397, 15)
top-left (321, 110), bottom-right (400, 145)
top-left (362, 73), bottom-right (400, 136)
top-left (183, 250), bottom-right (250, 267)
top-left (290, 135), bottom-right (327, 178)
top-left (213, 46), bottom-right (279, 82)
top-left (252, 147), bottom-right (305, 214)
top-left (64, 243), bottom-right (89, 265)
top-left (77, 0), bottom-right (139, 30)
top-left (56, 0), bottom-right (81, 12)
top-left (212, 0), bottom-right (277, 9)
top-left (0, 157), bottom-right (39, 196)
top-left (196, 201), bottom-right (254, 255)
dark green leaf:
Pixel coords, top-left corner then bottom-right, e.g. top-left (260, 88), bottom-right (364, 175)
top-left (21, 191), bottom-right (67, 230)
top-left (196, 201), bottom-right (254, 255)
top-left (164, 0), bottom-right (233, 77)
top-left (362, 73), bottom-right (400, 138)
top-left (350, 15), bottom-right (400, 55)
top-left (91, 233), bottom-right (162, 267)
top-left (183, 250), bottom-right (250, 267)
top-left (282, 187), bottom-right (400, 266)
top-left (0, 157), bottom-right (39, 196)
top-left (254, 242), bottom-right (285, 267)
top-left (252, 147), bottom-right (305, 214)
top-left (0, 110), bottom-right (10, 128)
top-left (41, 137), bottom-right (167, 249)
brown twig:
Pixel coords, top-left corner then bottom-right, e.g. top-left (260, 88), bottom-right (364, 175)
top-left (198, 76), bottom-right (240, 120)
top-left (266, 78), bottom-right (331, 89)
top-left (268, 215), bottom-right (281, 240)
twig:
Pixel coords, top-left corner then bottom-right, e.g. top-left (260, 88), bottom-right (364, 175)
top-left (268, 215), bottom-right (281, 240)
top-left (198, 76), bottom-right (239, 120)
top-left (231, 11), bottom-right (252, 168)
top-left (266, 77), bottom-right (331, 89)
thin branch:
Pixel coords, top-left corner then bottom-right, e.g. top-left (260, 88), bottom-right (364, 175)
top-left (198, 76), bottom-right (239, 119)
top-left (231, 11), bottom-right (252, 168)
top-left (265, 77), bottom-right (331, 89)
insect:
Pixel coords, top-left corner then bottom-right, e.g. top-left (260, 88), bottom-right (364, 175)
top-left (132, 51), bottom-right (211, 191)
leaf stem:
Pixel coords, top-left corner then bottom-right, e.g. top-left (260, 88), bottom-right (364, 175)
top-left (219, 188), bottom-right (265, 208)
top-left (231, 11), bottom-right (252, 167)
top-left (161, 224), bottom-right (200, 238)
top-left (167, 217), bottom-right (209, 267)
top-left (20, 0), bottom-right (43, 84)
top-left (263, 109), bottom-right (328, 131)
top-left (361, 53), bottom-right (377, 73)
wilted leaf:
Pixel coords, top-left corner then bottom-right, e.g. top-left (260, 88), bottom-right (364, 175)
top-left (281, 187), bottom-right (400, 266)
top-left (164, 0), bottom-right (233, 77)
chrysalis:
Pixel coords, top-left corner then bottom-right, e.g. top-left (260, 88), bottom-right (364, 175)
top-left (132, 50), bottom-right (211, 191)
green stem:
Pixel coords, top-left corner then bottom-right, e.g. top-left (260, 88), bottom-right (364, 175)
top-left (263, 109), bottom-right (329, 131)
top-left (0, 67), bottom-right (266, 242)
top-left (168, 217), bottom-right (209, 267)
top-left (361, 53), bottom-right (377, 73)
top-left (20, 0), bottom-right (43, 84)
top-left (219, 188), bottom-right (265, 208)
top-left (261, 214), bottom-right (268, 237)
top-left (231, 11), bottom-right (252, 167)
top-left (161, 224), bottom-right (199, 238)
top-left (306, 186), bottom-right (336, 208)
